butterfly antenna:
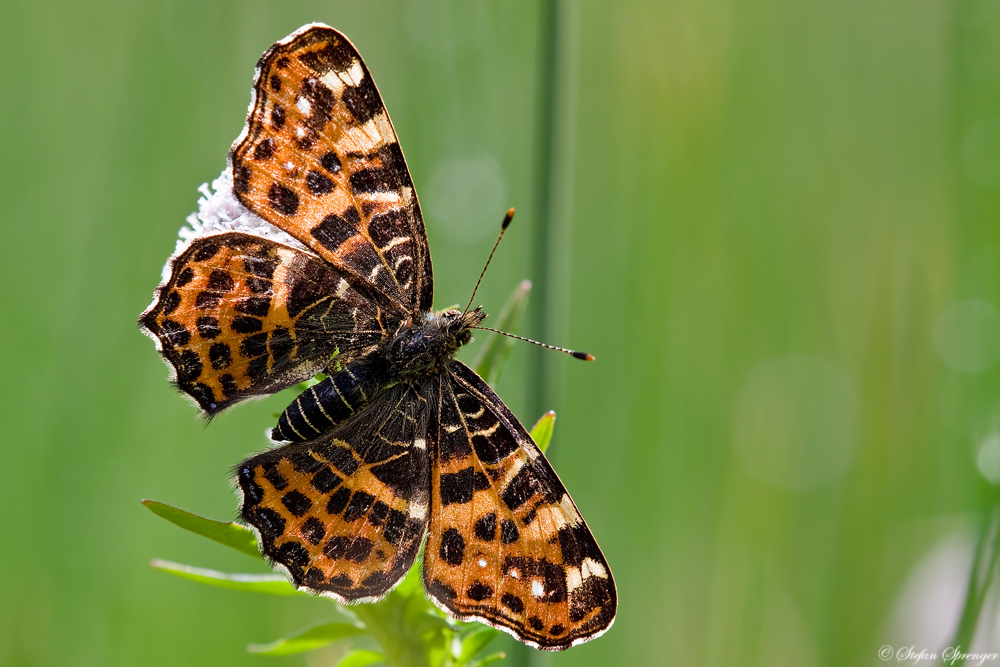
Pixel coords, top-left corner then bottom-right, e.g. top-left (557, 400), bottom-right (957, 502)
top-left (463, 208), bottom-right (515, 316)
top-left (473, 326), bottom-right (595, 361)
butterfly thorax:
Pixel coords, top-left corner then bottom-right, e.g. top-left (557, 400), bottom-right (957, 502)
top-left (270, 307), bottom-right (485, 444)
top-left (387, 307), bottom-right (486, 380)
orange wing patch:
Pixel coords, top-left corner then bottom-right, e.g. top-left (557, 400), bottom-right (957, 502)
top-left (230, 25), bottom-right (433, 315)
top-left (237, 384), bottom-right (430, 601)
top-left (139, 232), bottom-right (401, 414)
top-left (422, 364), bottom-right (616, 650)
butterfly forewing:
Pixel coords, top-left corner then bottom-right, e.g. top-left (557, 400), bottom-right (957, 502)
top-left (237, 383), bottom-right (430, 601)
top-left (230, 25), bottom-right (433, 315)
top-left (422, 363), bottom-right (616, 650)
top-left (140, 232), bottom-right (404, 414)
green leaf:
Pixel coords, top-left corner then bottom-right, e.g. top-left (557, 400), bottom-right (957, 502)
top-left (142, 499), bottom-right (260, 559)
top-left (336, 648), bottom-right (385, 667)
top-left (468, 652), bottom-right (506, 667)
top-left (456, 627), bottom-right (499, 666)
top-left (529, 411), bottom-right (556, 453)
top-left (473, 280), bottom-right (531, 385)
top-left (395, 559), bottom-right (423, 598)
top-left (150, 559), bottom-right (304, 596)
top-left (247, 622), bottom-right (367, 656)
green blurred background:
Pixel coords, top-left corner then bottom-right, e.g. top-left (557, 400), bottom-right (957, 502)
top-left (4, 0), bottom-right (1000, 665)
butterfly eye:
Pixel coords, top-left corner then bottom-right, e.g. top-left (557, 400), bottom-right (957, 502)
top-left (456, 330), bottom-right (472, 346)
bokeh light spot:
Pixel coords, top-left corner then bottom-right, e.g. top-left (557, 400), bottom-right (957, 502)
top-left (425, 153), bottom-right (506, 245)
top-left (976, 432), bottom-right (1000, 484)
top-left (732, 355), bottom-right (858, 491)
top-left (963, 116), bottom-right (1000, 189)
top-left (933, 300), bottom-right (1000, 374)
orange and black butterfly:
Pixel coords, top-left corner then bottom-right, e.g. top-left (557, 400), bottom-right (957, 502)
top-left (139, 24), bottom-right (615, 650)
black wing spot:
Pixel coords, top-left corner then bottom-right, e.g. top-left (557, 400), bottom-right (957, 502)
top-left (253, 138), bottom-right (274, 160)
top-left (160, 319), bottom-right (191, 347)
top-left (195, 291), bottom-right (221, 310)
top-left (175, 267), bottom-right (194, 287)
top-left (231, 316), bottom-right (263, 334)
top-left (311, 466), bottom-right (341, 494)
top-left (346, 537), bottom-right (374, 563)
top-left (343, 491), bottom-right (375, 522)
top-left (268, 183), bottom-right (300, 216)
top-left (175, 350), bottom-right (202, 382)
top-left (193, 241), bottom-right (220, 261)
top-left (206, 269), bottom-right (234, 292)
top-left (311, 209), bottom-right (360, 251)
top-left (235, 296), bottom-right (271, 317)
top-left (341, 75), bottom-right (381, 124)
top-left (321, 151), bottom-right (342, 174)
top-left (383, 509), bottom-right (407, 545)
top-left (501, 593), bottom-right (523, 613)
top-left (209, 342), bottom-right (232, 370)
top-left (196, 316), bottom-right (221, 339)
top-left (326, 487), bottom-right (351, 515)
top-left (306, 170), bottom-right (334, 195)
top-left (500, 519), bottom-right (520, 544)
top-left (300, 517), bottom-right (326, 544)
top-left (270, 104), bottom-right (286, 129)
top-left (324, 536), bottom-right (350, 559)
top-left (161, 290), bottom-right (181, 315)
top-left (474, 513), bottom-right (497, 541)
top-left (281, 490), bottom-right (312, 517)
top-left (467, 581), bottom-right (493, 601)
top-left (250, 507), bottom-right (285, 541)
top-left (439, 528), bottom-right (465, 566)
top-left (277, 540), bottom-right (311, 568)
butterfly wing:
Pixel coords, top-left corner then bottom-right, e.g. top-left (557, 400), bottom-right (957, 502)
top-left (230, 24), bottom-right (433, 315)
top-left (422, 362), bottom-right (616, 650)
top-left (139, 232), bottom-right (404, 414)
top-left (236, 382), bottom-right (430, 602)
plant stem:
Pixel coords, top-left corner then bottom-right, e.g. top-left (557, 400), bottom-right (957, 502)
top-left (946, 487), bottom-right (1000, 665)
top-left (526, 0), bottom-right (562, 422)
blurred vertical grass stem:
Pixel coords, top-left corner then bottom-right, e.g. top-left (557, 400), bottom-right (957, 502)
top-left (948, 489), bottom-right (1000, 664)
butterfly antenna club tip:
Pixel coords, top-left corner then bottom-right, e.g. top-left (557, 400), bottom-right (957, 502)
top-left (475, 327), bottom-right (595, 361)
top-left (502, 208), bottom-right (515, 229)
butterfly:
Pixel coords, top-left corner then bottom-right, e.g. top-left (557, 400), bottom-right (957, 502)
top-left (139, 23), bottom-right (615, 650)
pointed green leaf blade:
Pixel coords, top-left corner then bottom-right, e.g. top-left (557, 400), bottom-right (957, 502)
top-left (473, 280), bottom-right (531, 385)
top-left (469, 652), bottom-right (506, 667)
top-left (457, 627), bottom-right (500, 666)
top-left (336, 648), bottom-right (385, 667)
top-left (529, 411), bottom-right (556, 453)
top-left (142, 499), bottom-right (260, 559)
top-left (150, 559), bottom-right (304, 596)
top-left (247, 622), bottom-right (367, 656)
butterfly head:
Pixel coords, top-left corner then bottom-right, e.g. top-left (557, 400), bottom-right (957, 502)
top-left (386, 307), bottom-right (486, 378)
top-left (441, 306), bottom-right (486, 347)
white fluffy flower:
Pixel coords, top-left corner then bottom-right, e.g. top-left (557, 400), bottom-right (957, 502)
top-left (177, 169), bottom-right (308, 254)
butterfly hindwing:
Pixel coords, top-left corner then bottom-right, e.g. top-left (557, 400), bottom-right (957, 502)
top-left (230, 24), bottom-right (434, 315)
top-left (236, 383), bottom-right (430, 601)
top-left (139, 232), bottom-right (403, 414)
top-left (422, 362), bottom-right (616, 650)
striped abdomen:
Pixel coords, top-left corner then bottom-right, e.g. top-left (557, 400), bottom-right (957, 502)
top-left (272, 358), bottom-right (388, 443)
